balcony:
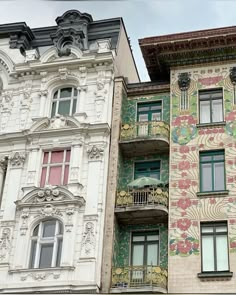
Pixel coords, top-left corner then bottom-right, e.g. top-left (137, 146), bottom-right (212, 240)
top-left (111, 265), bottom-right (168, 293)
top-left (119, 121), bottom-right (169, 157)
top-left (115, 187), bottom-right (168, 224)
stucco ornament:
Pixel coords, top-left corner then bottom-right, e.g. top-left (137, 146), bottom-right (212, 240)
top-left (20, 210), bottom-right (29, 236)
top-left (0, 91), bottom-right (13, 131)
top-left (40, 204), bottom-right (62, 217)
top-left (178, 72), bottom-right (191, 91)
top-left (49, 115), bottom-right (67, 129)
top-left (87, 145), bottom-right (104, 160)
top-left (36, 187), bottom-right (62, 202)
top-left (81, 222), bottom-right (96, 256)
top-left (9, 152), bottom-right (26, 167)
top-left (0, 228), bottom-right (11, 262)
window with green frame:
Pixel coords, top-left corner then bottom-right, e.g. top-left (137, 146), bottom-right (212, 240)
top-left (131, 231), bottom-right (159, 267)
top-left (134, 161), bottom-right (160, 180)
top-left (137, 101), bottom-right (162, 122)
top-left (200, 150), bottom-right (225, 192)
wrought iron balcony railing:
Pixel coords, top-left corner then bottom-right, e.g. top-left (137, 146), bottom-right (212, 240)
top-left (112, 265), bottom-right (168, 290)
top-left (120, 121), bottom-right (170, 142)
top-left (116, 187), bottom-right (168, 208)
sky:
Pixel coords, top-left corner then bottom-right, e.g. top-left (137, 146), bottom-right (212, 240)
top-left (1, 0), bottom-right (236, 81)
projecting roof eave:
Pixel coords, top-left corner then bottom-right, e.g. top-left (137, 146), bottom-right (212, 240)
top-left (139, 25), bottom-right (236, 82)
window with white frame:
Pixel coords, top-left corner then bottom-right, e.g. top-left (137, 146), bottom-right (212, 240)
top-left (29, 220), bottom-right (63, 269)
top-left (40, 150), bottom-right (70, 187)
top-left (51, 87), bottom-right (77, 117)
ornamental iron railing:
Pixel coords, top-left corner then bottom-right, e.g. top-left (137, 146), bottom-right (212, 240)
top-left (116, 187), bottom-right (168, 208)
top-left (120, 121), bottom-right (170, 142)
top-left (112, 265), bottom-right (168, 289)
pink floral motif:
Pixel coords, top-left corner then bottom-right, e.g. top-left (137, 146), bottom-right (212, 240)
top-left (181, 191), bottom-right (187, 197)
top-left (229, 219), bottom-right (236, 224)
top-left (228, 197), bottom-right (234, 203)
top-left (178, 179), bottom-right (191, 189)
top-left (191, 146), bottom-right (196, 151)
top-left (181, 172), bottom-right (187, 177)
top-left (170, 243), bottom-right (177, 251)
top-left (192, 200), bottom-right (198, 205)
top-left (181, 211), bottom-right (187, 216)
top-left (179, 146), bottom-right (190, 154)
top-left (227, 160), bottom-right (233, 165)
top-left (178, 161), bottom-right (190, 170)
top-left (177, 218), bottom-right (191, 231)
top-left (209, 198), bottom-right (216, 204)
top-left (192, 221), bottom-right (198, 226)
top-left (181, 233), bottom-right (187, 239)
top-left (177, 240), bottom-right (192, 254)
top-left (177, 198), bottom-right (191, 210)
top-left (172, 115), bottom-right (197, 127)
top-left (171, 164), bottom-right (177, 169)
top-left (230, 242), bottom-right (236, 248)
top-left (199, 76), bottom-right (222, 86)
top-left (191, 163), bottom-right (197, 168)
top-left (199, 144), bottom-right (204, 149)
top-left (225, 111), bottom-right (236, 121)
top-left (209, 136), bottom-right (214, 141)
top-left (228, 178), bottom-right (234, 183)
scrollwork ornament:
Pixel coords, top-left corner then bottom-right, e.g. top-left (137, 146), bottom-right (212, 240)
top-left (9, 152), bottom-right (26, 167)
top-left (87, 145), bottom-right (104, 160)
top-left (36, 187), bottom-right (62, 202)
top-left (81, 222), bottom-right (96, 257)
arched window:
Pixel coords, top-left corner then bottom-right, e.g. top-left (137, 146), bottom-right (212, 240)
top-left (51, 87), bottom-right (77, 117)
top-left (29, 219), bottom-right (63, 269)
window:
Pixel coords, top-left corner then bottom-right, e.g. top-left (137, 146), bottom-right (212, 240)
top-left (51, 87), bottom-right (77, 117)
top-left (137, 102), bottom-right (162, 122)
top-left (40, 150), bottom-right (70, 187)
top-left (201, 222), bottom-right (229, 272)
top-left (199, 89), bottom-right (223, 124)
top-left (134, 161), bottom-right (160, 180)
top-left (131, 231), bottom-right (159, 267)
top-left (200, 150), bottom-right (225, 192)
top-left (29, 220), bottom-right (63, 269)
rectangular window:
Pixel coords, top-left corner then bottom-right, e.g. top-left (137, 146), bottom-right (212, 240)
top-left (200, 150), bottom-right (225, 192)
top-left (137, 102), bottom-right (162, 122)
top-left (134, 161), bottom-right (160, 180)
top-left (201, 222), bottom-right (229, 272)
top-left (199, 89), bottom-right (223, 124)
top-left (131, 231), bottom-right (159, 266)
top-left (40, 150), bottom-right (70, 187)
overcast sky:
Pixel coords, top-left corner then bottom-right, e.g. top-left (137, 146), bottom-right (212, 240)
top-left (1, 0), bottom-right (236, 81)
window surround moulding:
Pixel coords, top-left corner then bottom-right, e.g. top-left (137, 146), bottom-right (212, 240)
top-left (196, 121), bottom-right (226, 129)
top-left (8, 265), bottom-right (75, 274)
top-left (196, 190), bottom-right (229, 198)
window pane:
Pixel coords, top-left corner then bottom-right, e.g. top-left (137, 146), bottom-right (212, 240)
top-left (48, 166), bottom-right (62, 185)
top-left (29, 240), bottom-right (37, 268)
top-left (132, 245), bottom-right (144, 265)
top-left (202, 235), bottom-right (215, 271)
top-left (43, 152), bottom-right (49, 164)
top-left (72, 99), bottom-right (77, 114)
top-left (214, 162), bottom-right (225, 190)
top-left (212, 99), bottom-right (223, 122)
top-left (43, 220), bottom-right (56, 237)
top-left (51, 151), bottom-right (63, 163)
top-left (58, 100), bottom-right (71, 116)
top-left (201, 163), bottom-right (212, 191)
top-left (216, 235), bottom-right (229, 271)
top-left (39, 244), bottom-right (53, 268)
top-left (139, 114), bottom-right (148, 122)
top-left (201, 226), bottom-right (213, 233)
top-left (40, 167), bottom-right (47, 187)
top-left (216, 225), bottom-right (227, 233)
top-left (65, 150), bottom-right (71, 162)
top-left (56, 239), bottom-right (63, 267)
top-left (147, 235), bottom-right (159, 241)
top-left (33, 225), bottom-right (39, 236)
top-left (63, 165), bottom-right (69, 185)
top-left (147, 244), bottom-right (158, 265)
top-left (201, 155), bottom-right (212, 162)
top-left (51, 102), bottom-right (57, 117)
top-left (73, 88), bottom-right (78, 97)
top-left (133, 236), bottom-right (145, 242)
top-left (152, 112), bottom-right (161, 121)
top-left (213, 154), bottom-right (224, 161)
top-left (60, 88), bottom-right (72, 98)
top-left (200, 100), bottom-right (211, 123)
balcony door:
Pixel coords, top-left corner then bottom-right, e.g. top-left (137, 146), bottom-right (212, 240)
top-left (131, 232), bottom-right (159, 284)
top-left (137, 102), bottom-right (162, 136)
top-left (134, 161), bottom-right (160, 180)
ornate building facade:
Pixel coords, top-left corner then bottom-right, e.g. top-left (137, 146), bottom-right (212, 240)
top-left (0, 10), bottom-right (139, 293)
top-left (102, 26), bottom-right (236, 293)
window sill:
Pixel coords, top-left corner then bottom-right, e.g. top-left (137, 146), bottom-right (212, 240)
top-left (196, 121), bottom-right (226, 128)
top-left (196, 190), bottom-right (229, 198)
top-left (9, 266), bottom-right (75, 274)
top-left (198, 271), bottom-right (233, 279)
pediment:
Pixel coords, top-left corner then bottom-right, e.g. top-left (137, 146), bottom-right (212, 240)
top-left (15, 186), bottom-right (85, 208)
top-left (30, 115), bottom-right (80, 133)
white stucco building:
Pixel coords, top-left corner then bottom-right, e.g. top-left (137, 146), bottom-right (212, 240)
top-left (0, 10), bottom-right (139, 293)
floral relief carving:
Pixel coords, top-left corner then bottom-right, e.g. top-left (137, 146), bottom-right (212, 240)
top-left (21, 272), bottom-right (60, 281)
top-left (87, 145), bottom-right (104, 160)
top-left (49, 115), bottom-right (67, 129)
top-left (81, 222), bottom-right (96, 257)
top-left (0, 228), bottom-right (11, 263)
top-left (9, 152), bottom-right (26, 167)
top-left (65, 206), bottom-right (75, 232)
top-left (20, 210), bottom-right (29, 235)
top-left (36, 187), bottom-right (63, 202)
top-left (39, 204), bottom-right (62, 217)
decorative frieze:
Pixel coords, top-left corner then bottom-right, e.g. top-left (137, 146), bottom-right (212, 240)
top-left (9, 152), bottom-right (26, 168)
top-left (21, 272), bottom-right (60, 281)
